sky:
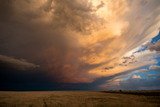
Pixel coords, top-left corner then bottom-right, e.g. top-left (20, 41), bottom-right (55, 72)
top-left (0, 0), bottom-right (160, 90)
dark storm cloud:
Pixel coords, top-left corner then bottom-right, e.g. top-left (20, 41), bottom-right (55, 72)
top-left (0, 0), bottom-right (101, 83)
top-left (0, 54), bottom-right (39, 71)
top-left (0, 54), bottom-right (52, 91)
top-left (0, 54), bottom-right (93, 90)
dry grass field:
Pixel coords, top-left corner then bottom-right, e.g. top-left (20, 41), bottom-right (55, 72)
top-left (0, 91), bottom-right (160, 107)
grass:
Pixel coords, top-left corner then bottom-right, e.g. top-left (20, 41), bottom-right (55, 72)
top-left (0, 91), bottom-right (160, 107)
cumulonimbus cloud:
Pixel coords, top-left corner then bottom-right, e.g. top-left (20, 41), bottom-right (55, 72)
top-left (0, 0), bottom-right (160, 85)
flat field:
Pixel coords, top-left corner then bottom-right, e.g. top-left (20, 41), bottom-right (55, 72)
top-left (0, 91), bottom-right (160, 107)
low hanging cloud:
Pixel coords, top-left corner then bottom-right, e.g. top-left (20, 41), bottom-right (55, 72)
top-left (0, 55), bottom-right (39, 71)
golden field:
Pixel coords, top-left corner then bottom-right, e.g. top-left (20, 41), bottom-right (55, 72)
top-left (0, 91), bottom-right (160, 107)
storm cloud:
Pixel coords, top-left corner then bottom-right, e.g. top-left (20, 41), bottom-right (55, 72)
top-left (0, 0), bottom-right (160, 90)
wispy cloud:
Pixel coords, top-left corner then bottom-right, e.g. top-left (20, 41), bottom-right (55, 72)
top-left (149, 65), bottom-right (160, 70)
top-left (132, 75), bottom-right (141, 79)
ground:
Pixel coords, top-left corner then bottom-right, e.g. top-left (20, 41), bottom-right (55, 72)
top-left (0, 91), bottom-right (160, 107)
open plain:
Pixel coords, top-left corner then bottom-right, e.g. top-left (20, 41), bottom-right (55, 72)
top-left (0, 91), bottom-right (160, 107)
